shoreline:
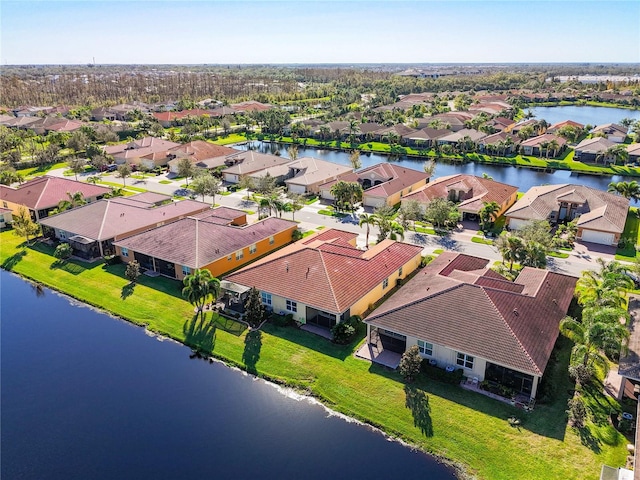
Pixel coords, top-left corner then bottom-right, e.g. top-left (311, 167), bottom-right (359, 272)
top-left (4, 268), bottom-right (469, 479)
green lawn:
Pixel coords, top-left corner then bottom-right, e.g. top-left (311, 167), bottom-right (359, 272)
top-left (16, 161), bottom-right (68, 178)
top-left (472, 236), bottom-right (494, 245)
top-left (95, 180), bottom-right (148, 194)
top-left (616, 209), bottom-right (639, 260)
top-left (0, 230), bottom-right (629, 480)
top-left (210, 133), bottom-right (247, 145)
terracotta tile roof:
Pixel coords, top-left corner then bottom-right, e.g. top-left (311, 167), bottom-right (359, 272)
top-left (402, 128), bottom-right (449, 141)
top-left (114, 210), bottom-right (296, 269)
top-left (284, 157), bottom-right (353, 187)
top-left (318, 163), bottom-right (429, 200)
top-left (168, 141), bottom-right (236, 162)
top-left (574, 137), bottom-right (617, 154)
top-left (152, 109), bottom-right (213, 122)
top-left (547, 120), bottom-right (584, 132)
top-left (506, 184), bottom-right (629, 233)
top-left (519, 133), bottom-right (567, 148)
top-left (0, 176), bottom-right (110, 210)
top-left (222, 151), bottom-right (291, 176)
top-left (230, 101), bottom-right (272, 112)
top-left (403, 174), bottom-right (518, 215)
top-left (591, 123), bottom-right (627, 135)
top-left (104, 137), bottom-right (180, 159)
top-left (366, 252), bottom-right (577, 376)
top-left (627, 143), bottom-right (640, 155)
top-left (39, 195), bottom-right (210, 241)
top-left (438, 128), bottom-right (487, 143)
top-left (226, 229), bottom-right (422, 314)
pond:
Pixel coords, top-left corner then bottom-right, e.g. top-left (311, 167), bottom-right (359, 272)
top-left (528, 105), bottom-right (640, 127)
top-left (0, 271), bottom-right (457, 480)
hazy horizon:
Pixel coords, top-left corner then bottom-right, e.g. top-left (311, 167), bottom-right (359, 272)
top-left (2, 1), bottom-right (639, 65)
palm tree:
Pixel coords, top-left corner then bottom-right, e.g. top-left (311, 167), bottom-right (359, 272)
top-left (182, 269), bottom-right (221, 321)
top-left (359, 213), bottom-right (375, 248)
top-left (479, 201), bottom-right (501, 232)
top-left (116, 163), bottom-right (131, 187)
top-left (495, 233), bottom-right (524, 272)
top-left (608, 180), bottom-right (640, 202)
top-left (576, 258), bottom-right (633, 308)
top-left (547, 139), bottom-right (560, 159)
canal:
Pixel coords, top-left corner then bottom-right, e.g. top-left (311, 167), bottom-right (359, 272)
top-left (0, 271), bottom-right (457, 480)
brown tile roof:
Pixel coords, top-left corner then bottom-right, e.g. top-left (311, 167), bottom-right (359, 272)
top-left (506, 184), bottom-right (629, 233)
top-left (318, 163), bottom-right (429, 200)
top-left (222, 151), bottom-right (291, 176)
top-left (547, 120), bottom-right (585, 132)
top-left (152, 109), bottom-right (213, 122)
top-left (284, 157), bottom-right (353, 187)
top-left (168, 141), bottom-right (236, 162)
top-left (103, 137), bottom-right (180, 159)
top-left (230, 101), bottom-right (272, 112)
top-left (0, 176), bottom-right (110, 210)
top-left (113, 209), bottom-right (296, 269)
top-left (574, 137), bottom-right (617, 154)
top-left (39, 195), bottom-right (210, 241)
top-left (225, 229), bottom-right (422, 314)
top-left (402, 174), bottom-right (518, 215)
top-left (366, 252), bottom-right (577, 376)
top-left (520, 133), bottom-right (567, 148)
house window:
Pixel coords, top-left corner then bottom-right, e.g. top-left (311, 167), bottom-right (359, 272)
top-left (227, 255), bottom-right (232, 261)
top-left (269, 235), bottom-right (275, 245)
top-left (250, 244), bottom-right (257, 254)
top-left (182, 266), bottom-right (191, 276)
top-left (58, 230), bottom-right (67, 240)
top-left (382, 278), bottom-right (389, 289)
top-left (2, 201), bottom-right (7, 208)
top-left (261, 292), bottom-right (272, 306)
top-left (286, 299), bottom-right (297, 313)
top-left (121, 247), bottom-right (129, 257)
top-left (456, 352), bottom-right (474, 369)
top-left (236, 250), bottom-right (244, 260)
top-left (398, 266), bottom-right (403, 276)
top-left (418, 340), bottom-right (433, 356)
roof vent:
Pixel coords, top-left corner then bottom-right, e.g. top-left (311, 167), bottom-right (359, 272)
top-left (513, 308), bottom-right (519, 316)
top-left (286, 263), bottom-right (289, 272)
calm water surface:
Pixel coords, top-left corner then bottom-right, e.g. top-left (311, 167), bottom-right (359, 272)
top-left (1, 271), bottom-right (456, 480)
top-left (529, 105), bottom-right (640, 126)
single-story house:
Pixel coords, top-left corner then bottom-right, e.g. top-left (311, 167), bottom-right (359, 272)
top-left (91, 107), bottom-right (117, 122)
top-left (477, 132), bottom-right (520, 154)
top-left (224, 228), bottom-right (423, 328)
top-left (519, 133), bottom-right (566, 157)
top-left (39, 193), bottom-right (210, 259)
top-left (166, 141), bottom-right (237, 173)
top-left (0, 207), bottom-right (13, 228)
top-left (507, 119), bottom-right (537, 134)
top-left (0, 176), bottom-right (111, 221)
top-left (230, 101), bottom-right (272, 113)
top-left (505, 184), bottom-right (629, 245)
top-left (627, 143), bottom-right (640, 163)
top-left (152, 109), bottom-right (213, 128)
top-left (318, 163), bottom-right (430, 208)
top-left (573, 137), bottom-right (618, 162)
top-left (103, 137), bottom-right (181, 168)
top-left (591, 123), bottom-right (628, 143)
top-left (113, 207), bottom-right (297, 280)
top-left (484, 117), bottom-right (516, 132)
top-left (401, 127), bottom-right (449, 147)
top-left (401, 174), bottom-right (518, 221)
top-left (221, 151), bottom-right (292, 184)
top-left (436, 128), bottom-right (486, 146)
top-left (284, 157), bottom-right (353, 194)
top-left (546, 120), bottom-right (585, 134)
top-left (364, 252), bottom-right (577, 401)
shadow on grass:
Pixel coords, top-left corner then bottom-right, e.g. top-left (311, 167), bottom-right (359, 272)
top-left (50, 259), bottom-right (86, 275)
top-left (243, 330), bottom-right (262, 374)
top-left (404, 384), bottom-right (433, 437)
top-left (121, 282), bottom-right (135, 300)
top-left (183, 314), bottom-right (217, 353)
top-left (2, 249), bottom-right (26, 271)
top-left (576, 425), bottom-right (602, 454)
top-left (212, 314), bottom-right (248, 337)
top-left (262, 322), bottom-right (356, 361)
top-left (103, 264), bottom-right (184, 300)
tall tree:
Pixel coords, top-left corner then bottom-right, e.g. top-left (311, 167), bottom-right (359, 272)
top-left (608, 180), bottom-right (640, 202)
top-left (12, 206), bottom-right (40, 244)
top-left (116, 163), bottom-right (132, 187)
top-left (423, 198), bottom-right (460, 230)
top-left (495, 233), bottom-right (525, 272)
top-left (359, 213), bottom-right (375, 248)
top-left (191, 175), bottom-right (222, 205)
top-left (176, 158), bottom-right (195, 186)
top-left (66, 156), bottom-right (86, 181)
top-left (244, 286), bottom-right (266, 329)
top-left (182, 269), bottom-right (221, 321)
top-left (478, 201), bottom-right (501, 232)
top-left (349, 150), bottom-right (362, 170)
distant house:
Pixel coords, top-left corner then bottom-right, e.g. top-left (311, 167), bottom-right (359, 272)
top-left (166, 141), bottom-right (237, 173)
top-left (546, 120), bottom-right (585, 134)
top-left (437, 128), bottom-right (486, 146)
top-left (484, 117), bottom-right (516, 132)
top-left (224, 228), bottom-right (423, 328)
top-left (574, 137), bottom-right (617, 162)
top-left (91, 107), bottom-right (117, 122)
top-left (152, 109), bottom-right (213, 128)
top-left (0, 176), bottom-right (111, 221)
top-left (113, 207), bottom-right (297, 280)
top-left (401, 127), bottom-right (449, 147)
top-left (505, 184), bottom-right (629, 245)
top-left (477, 132), bottom-right (520, 154)
top-left (221, 151), bottom-right (292, 184)
top-left (283, 157), bottom-right (353, 195)
top-left (364, 252), bottom-right (577, 402)
top-left (230, 101), bottom-right (272, 113)
top-left (591, 123), bottom-right (628, 143)
top-left (507, 118), bottom-right (537, 135)
top-left (401, 174), bottom-right (518, 221)
top-left (627, 143), bottom-right (640, 163)
top-left (39, 193), bottom-right (210, 258)
top-left (519, 133), bottom-right (566, 157)
top-left (103, 137), bottom-right (181, 169)
top-left (318, 163), bottom-right (430, 208)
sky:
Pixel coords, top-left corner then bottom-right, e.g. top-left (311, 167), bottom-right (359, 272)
top-left (1, 0), bottom-right (639, 65)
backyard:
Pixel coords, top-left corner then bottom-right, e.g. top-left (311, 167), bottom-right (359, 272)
top-left (0, 229), bottom-right (630, 480)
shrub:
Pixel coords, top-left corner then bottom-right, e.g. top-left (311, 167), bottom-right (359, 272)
top-left (331, 315), bottom-right (362, 344)
top-left (103, 255), bottom-right (121, 265)
top-left (53, 242), bottom-right (72, 260)
top-left (567, 396), bottom-right (588, 428)
top-left (292, 229), bottom-right (303, 241)
top-left (399, 345), bottom-right (423, 382)
top-left (421, 255), bottom-right (434, 267)
top-left (125, 260), bottom-right (141, 284)
top-left (569, 364), bottom-right (593, 386)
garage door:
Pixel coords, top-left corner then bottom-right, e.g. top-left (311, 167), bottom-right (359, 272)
top-left (581, 230), bottom-right (615, 245)
top-left (507, 218), bottom-right (529, 230)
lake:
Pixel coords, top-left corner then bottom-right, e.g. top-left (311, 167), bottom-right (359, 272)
top-left (0, 271), bottom-right (457, 480)
top-left (529, 105), bottom-right (640, 127)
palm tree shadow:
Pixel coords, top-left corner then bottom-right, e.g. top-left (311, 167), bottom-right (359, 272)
top-left (242, 330), bottom-right (262, 374)
top-left (183, 314), bottom-right (217, 353)
top-left (404, 384), bottom-right (433, 437)
top-left (576, 425), bottom-right (602, 453)
top-left (121, 282), bottom-right (135, 300)
top-left (2, 249), bottom-right (26, 271)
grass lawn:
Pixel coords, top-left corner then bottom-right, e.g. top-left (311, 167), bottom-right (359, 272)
top-left (16, 161), bottom-right (68, 178)
top-left (616, 209), bottom-right (639, 260)
top-left (210, 134), bottom-right (247, 145)
top-left (472, 236), bottom-right (494, 245)
top-left (0, 230), bottom-right (629, 480)
top-left (548, 251), bottom-right (570, 259)
top-left (96, 180), bottom-right (148, 194)
top-left (159, 180), bottom-right (173, 184)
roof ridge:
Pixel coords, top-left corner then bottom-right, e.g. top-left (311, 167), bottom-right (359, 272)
top-left (98, 200), bottom-right (110, 240)
top-left (482, 288), bottom-right (541, 375)
top-left (369, 282), bottom-right (465, 321)
top-left (319, 250), bottom-right (341, 312)
top-left (34, 177), bottom-right (50, 209)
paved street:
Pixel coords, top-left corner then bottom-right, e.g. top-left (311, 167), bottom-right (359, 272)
top-left (50, 167), bottom-right (619, 278)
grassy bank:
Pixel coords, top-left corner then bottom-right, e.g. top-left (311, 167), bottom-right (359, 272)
top-left (0, 230), bottom-right (628, 480)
